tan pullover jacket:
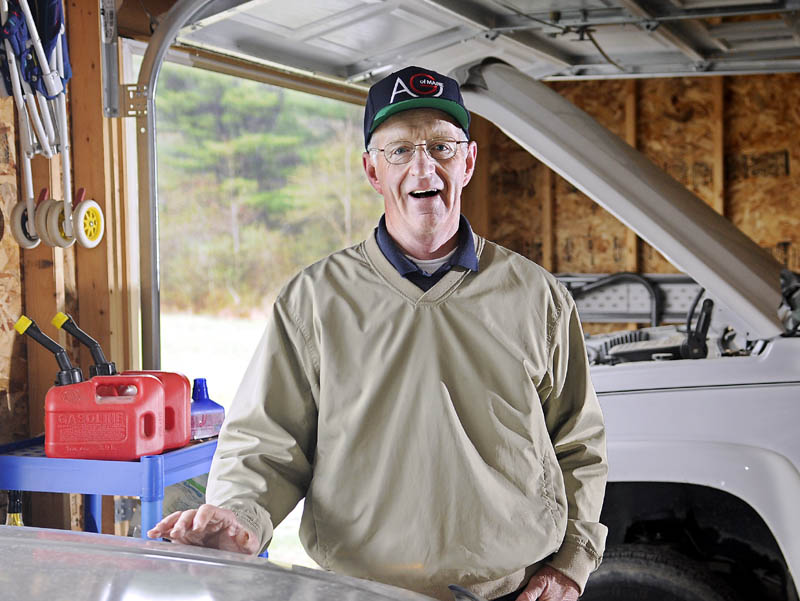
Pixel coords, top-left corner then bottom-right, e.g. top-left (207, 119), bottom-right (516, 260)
top-left (207, 233), bottom-right (608, 600)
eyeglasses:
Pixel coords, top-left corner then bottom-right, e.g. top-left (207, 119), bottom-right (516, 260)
top-left (369, 138), bottom-right (469, 165)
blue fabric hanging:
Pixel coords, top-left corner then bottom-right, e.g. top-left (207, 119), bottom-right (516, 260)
top-left (0, 4), bottom-right (36, 83)
top-left (31, 0), bottom-right (71, 85)
top-left (0, 0), bottom-right (70, 99)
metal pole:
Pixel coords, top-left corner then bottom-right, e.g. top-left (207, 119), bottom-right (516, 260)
top-left (136, 0), bottom-right (220, 369)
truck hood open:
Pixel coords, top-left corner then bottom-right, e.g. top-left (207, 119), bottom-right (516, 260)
top-left (461, 61), bottom-right (785, 340)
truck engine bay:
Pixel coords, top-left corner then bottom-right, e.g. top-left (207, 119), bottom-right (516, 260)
top-left (563, 269), bottom-right (800, 366)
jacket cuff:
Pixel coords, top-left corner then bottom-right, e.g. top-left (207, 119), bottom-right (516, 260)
top-left (221, 500), bottom-right (274, 555)
top-left (544, 537), bottom-right (603, 594)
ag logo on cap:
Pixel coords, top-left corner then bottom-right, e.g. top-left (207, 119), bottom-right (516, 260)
top-left (389, 72), bottom-right (444, 103)
top-left (410, 73), bottom-right (443, 95)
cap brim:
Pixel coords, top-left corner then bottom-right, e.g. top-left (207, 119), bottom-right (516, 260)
top-left (370, 98), bottom-right (470, 137)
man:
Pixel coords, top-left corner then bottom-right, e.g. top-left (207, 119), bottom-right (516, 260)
top-left (149, 66), bottom-right (608, 601)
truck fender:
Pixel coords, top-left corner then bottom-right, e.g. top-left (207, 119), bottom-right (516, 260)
top-left (607, 439), bottom-right (800, 586)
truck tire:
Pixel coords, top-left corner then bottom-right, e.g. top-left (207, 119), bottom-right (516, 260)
top-left (582, 544), bottom-right (743, 601)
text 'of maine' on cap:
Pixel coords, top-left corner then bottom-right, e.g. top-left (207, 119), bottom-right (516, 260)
top-left (363, 66), bottom-right (471, 148)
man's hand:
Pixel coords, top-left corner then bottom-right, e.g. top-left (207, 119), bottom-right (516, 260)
top-left (515, 566), bottom-right (580, 601)
top-left (146, 503), bottom-right (259, 555)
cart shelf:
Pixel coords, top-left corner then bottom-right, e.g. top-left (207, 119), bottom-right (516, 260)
top-left (0, 436), bottom-right (217, 538)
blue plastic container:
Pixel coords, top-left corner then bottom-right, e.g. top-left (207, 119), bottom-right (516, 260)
top-left (190, 378), bottom-right (225, 440)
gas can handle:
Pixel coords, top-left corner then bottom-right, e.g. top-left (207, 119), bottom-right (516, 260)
top-left (140, 412), bottom-right (157, 439)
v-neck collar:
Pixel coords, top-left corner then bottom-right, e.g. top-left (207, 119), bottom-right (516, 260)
top-left (362, 230), bottom-right (485, 305)
top-left (374, 214), bottom-right (480, 278)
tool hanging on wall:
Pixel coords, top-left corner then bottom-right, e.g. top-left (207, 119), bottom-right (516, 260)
top-left (34, 187), bottom-right (105, 248)
top-left (0, 0), bottom-right (105, 249)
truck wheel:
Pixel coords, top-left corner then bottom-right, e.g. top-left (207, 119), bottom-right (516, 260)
top-left (582, 544), bottom-right (743, 601)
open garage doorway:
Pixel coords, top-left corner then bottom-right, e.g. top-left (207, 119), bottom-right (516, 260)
top-left (125, 42), bottom-right (382, 567)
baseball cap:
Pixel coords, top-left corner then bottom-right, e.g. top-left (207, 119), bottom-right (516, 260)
top-left (363, 66), bottom-right (471, 148)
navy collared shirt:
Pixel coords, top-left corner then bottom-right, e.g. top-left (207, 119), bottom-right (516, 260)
top-left (375, 214), bottom-right (480, 291)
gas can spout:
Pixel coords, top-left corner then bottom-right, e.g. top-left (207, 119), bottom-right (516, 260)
top-left (15, 315), bottom-right (83, 386)
top-left (52, 312), bottom-right (117, 376)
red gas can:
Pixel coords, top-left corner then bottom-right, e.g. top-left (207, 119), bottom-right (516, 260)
top-left (124, 371), bottom-right (191, 450)
top-left (45, 374), bottom-right (165, 460)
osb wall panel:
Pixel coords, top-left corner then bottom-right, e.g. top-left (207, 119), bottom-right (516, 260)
top-left (488, 131), bottom-right (544, 263)
top-left (637, 77), bottom-right (717, 273)
top-left (483, 74), bottom-right (800, 332)
top-left (725, 74), bottom-right (800, 271)
top-left (548, 80), bottom-right (631, 274)
top-left (0, 96), bottom-right (27, 444)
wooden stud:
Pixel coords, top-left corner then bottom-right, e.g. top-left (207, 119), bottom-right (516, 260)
top-left (106, 115), bottom-right (127, 371)
top-left (24, 153), bottom-right (76, 531)
top-left (625, 80), bottom-right (637, 149)
top-left (540, 167), bottom-right (555, 272)
top-left (624, 79), bottom-right (640, 273)
top-left (64, 0), bottom-right (116, 382)
top-left (624, 80), bottom-right (640, 330)
top-left (66, 0), bottom-right (126, 534)
top-left (118, 117), bottom-right (140, 371)
top-left (24, 155), bottom-right (66, 437)
top-left (712, 77), bottom-right (725, 215)
top-left (461, 113), bottom-right (491, 238)
top-left (116, 40), bottom-right (142, 371)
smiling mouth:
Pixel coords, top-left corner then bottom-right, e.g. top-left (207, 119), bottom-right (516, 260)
top-left (409, 189), bottom-right (441, 198)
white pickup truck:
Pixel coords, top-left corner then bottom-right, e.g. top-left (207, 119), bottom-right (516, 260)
top-left (462, 63), bottom-right (800, 601)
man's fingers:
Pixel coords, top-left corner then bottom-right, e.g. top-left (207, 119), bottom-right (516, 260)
top-left (172, 508), bottom-right (199, 531)
top-left (146, 504), bottom-right (256, 554)
top-left (233, 524), bottom-right (259, 554)
top-left (516, 578), bottom-right (546, 601)
top-left (192, 504), bottom-right (228, 533)
top-left (517, 567), bottom-right (580, 601)
top-left (146, 510), bottom-right (184, 538)
top-left (181, 507), bottom-right (228, 546)
top-left (167, 509), bottom-right (199, 541)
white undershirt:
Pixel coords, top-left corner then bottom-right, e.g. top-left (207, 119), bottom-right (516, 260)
top-left (404, 248), bottom-right (457, 276)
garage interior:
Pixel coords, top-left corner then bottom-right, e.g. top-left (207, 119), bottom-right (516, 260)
top-left (0, 0), bottom-right (799, 595)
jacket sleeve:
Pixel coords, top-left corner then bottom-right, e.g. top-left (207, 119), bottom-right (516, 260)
top-left (206, 295), bottom-right (320, 554)
top-left (542, 287), bottom-right (608, 593)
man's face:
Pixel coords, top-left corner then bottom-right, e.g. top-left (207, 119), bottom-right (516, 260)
top-left (363, 109), bottom-right (477, 247)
